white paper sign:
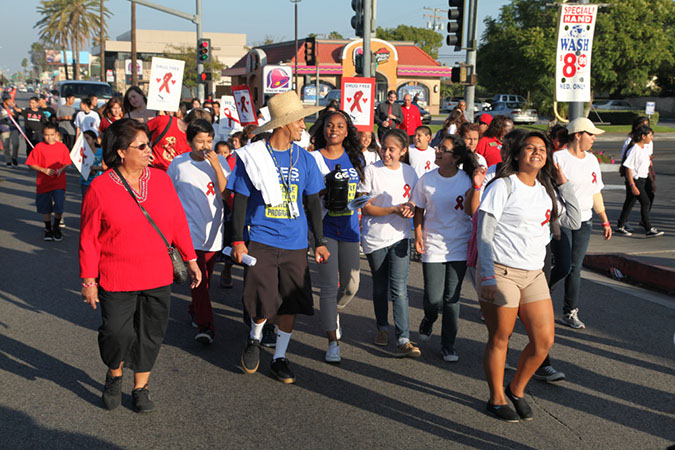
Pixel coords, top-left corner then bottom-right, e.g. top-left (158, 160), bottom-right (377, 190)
top-left (218, 95), bottom-right (243, 137)
top-left (231, 85), bottom-right (258, 126)
top-left (645, 102), bottom-right (656, 115)
top-left (555, 4), bottom-right (598, 102)
top-left (340, 77), bottom-right (375, 131)
top-left (70, 132), bottom-right (95, 180)
top-left (147, 57), bottom-right (185, 112)
top-left (258, 106), bottom-right (271, 126)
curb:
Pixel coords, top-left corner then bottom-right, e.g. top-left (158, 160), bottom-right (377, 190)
top-left (583, 253), bottom-right (675, 294)
top-left (599, 163), bottom-right (619, 173)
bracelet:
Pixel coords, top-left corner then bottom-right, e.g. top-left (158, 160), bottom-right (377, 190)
top-left (601, 222), bottom-right (610, 228)
top-left (232, 241), bottom-right (245, 246)
top-left (481, 276), bottom-right (496, 282)
top-left (473, 184), bottom-right (482, 190)
top-left (81, 282), bottom-right (98, 288)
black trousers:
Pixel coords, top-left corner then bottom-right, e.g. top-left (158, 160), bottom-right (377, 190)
top-left (618, 178), bottom-right (651, 230)
top-left (98, 285), bottom-right (171, 373)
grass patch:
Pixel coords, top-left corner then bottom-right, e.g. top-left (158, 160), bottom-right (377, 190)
top-left (512, 124), bottom-right (674, 134)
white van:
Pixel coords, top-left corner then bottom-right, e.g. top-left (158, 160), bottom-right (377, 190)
top-left (49, 80), bottom-right (114, 110)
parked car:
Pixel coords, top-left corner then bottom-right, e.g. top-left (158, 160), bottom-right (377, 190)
top-left (318, 89), bottom-right (341, 107)
top-left (592, 99), bottom-right (633, 110)
top-left (490, 94), bottom-right (526, 106)
top-left (440, 96), bottom-right (465, 112)
top-left (478, 101), bottom-right (538, 125)
top-left (49, 80), bottom-right (113, 110)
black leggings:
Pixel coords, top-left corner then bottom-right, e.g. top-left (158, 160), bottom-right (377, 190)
top-left (617, 178), bottom-right (651, 230)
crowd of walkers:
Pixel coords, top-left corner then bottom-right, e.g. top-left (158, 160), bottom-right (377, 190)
top-left (2, 86), bottom-right (662, 420)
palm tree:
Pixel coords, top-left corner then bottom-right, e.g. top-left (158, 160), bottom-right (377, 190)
top-left (35, 0), bottom-right (110, 80)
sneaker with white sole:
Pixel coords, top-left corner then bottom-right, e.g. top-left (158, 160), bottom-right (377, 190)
top-left (534, 365), bottom-right (566, 382)
top-left (325, 341), bottom-right (341, 363)
top-left (396, 342), bottom-right (421, 358)
top-left (441, 346), bottom-right (459, 362)
top-left (615, 226), bottom-right (632, 236)
top-left (418, 317), bottom-right (433, 343)
top-left (194, 328), bottom-right (214, 345)
top-left (562, 308), bottom-right (585, 329)
top-left (646, 228), bottom-right (664, 238)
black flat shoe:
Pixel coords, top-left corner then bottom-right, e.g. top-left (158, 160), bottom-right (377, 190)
top-left (486, 401), bottom-right (519, 422)
top-left (505, 384), bottom-right (533, 420)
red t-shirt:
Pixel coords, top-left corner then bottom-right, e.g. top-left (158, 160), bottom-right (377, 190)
top-left (399, 104), bottom-right (423, 136)
top-left (99, 116), bottom-right (120, 135)
top-left (25, 142), bottom-right (72, 193)
top-left (147, 115), bottom-right (190, 171)
top-left (476, 136), bottom-right (502, 168)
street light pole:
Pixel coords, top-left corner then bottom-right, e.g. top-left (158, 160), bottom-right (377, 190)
top-left (464, 0), bottom-right (478, 120)
top-left (291, 0), bottom-right (301, 95)
top-left (196, 0), bottom-right (204, 101)
top-left (131, 2), bottom-right (137, 86)
top-left (568, 0), bottom-right (589, 121)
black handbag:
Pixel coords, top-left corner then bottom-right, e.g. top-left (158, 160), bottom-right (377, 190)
top-left (114, 168), bottom-right (189, 285)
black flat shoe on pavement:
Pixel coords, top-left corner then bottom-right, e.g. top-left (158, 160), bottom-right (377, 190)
top-left (102, 373), bottom-right (123, 411)
top-left (505, 384), bottom-right (533, 420)
top-left (132, 385), bottom-right (156, 413)
top-left (241, 339), bottom-right (261, 374)
top-left (486, 401), bottom-right (520, 423)
top-left (271, 357), bottom-right (296, 384)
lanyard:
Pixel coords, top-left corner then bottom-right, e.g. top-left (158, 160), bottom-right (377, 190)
top-left (265, 140), bottom-right (295, 194)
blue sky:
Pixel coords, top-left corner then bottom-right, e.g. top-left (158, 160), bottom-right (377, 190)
top-left (0, 0), bottom-right (509, 76)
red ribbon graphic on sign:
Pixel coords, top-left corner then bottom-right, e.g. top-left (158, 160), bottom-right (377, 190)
top-left (541, 209), bottom-right (551, 226)
top-left (159, 72), bottom-right (173, 94)
top-left (403, 184), bottom-right (411, 198)
top-left (591, 172), bottom-right (597, 184)
top-left (80, 147), bottom-right (88, 164)
top-left (350, 91), bottom-right (364, 113)
top-left (455, 195), bottom-right (464, 210)
top-left (425, 161), bottom-right (431, 170)
top-left (239, 96), bottom-right (249, 113)
top-left (222, 107), bottom-right (240, 128)
top-left (206, 182), bottom-right (215, 196)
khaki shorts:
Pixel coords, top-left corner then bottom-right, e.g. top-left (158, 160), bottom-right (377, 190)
top-left (479, 263), bottom-right (550, 308)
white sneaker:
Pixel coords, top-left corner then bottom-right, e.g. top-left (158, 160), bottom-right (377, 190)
top-left (325, 341), bottom-right (341, 363)
top-left (562, 308), bottom-right (585, 329)
top-left (335, 313), bottom-right (342, 340)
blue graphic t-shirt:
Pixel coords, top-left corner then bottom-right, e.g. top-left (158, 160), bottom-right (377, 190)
top-left (320, 151), bottom-right (361, 243)
top-left (81, 147), bottom-right (104, 186)
top-left (227, 142), bottom-right (324, 250)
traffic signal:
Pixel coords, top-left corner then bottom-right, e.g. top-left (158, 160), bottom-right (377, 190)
top-left (197, 38), bottom-right (211, 64)
top-left (351, 0), bottom-right (364, 38)
top-left (447, 0), bottom-right (466, 51)
top-left (199, 72), bottom-right (212, 82)
top-left (305, 36), bottom-right (317, 66)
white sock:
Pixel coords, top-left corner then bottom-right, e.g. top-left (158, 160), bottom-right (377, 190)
top-left (250, 319), bottom-right (267, 341)
top-left (273, 330), bottom-right (292, 360)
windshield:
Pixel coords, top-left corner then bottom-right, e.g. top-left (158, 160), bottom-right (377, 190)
top-left (60, 83), bottom-right (113, 99)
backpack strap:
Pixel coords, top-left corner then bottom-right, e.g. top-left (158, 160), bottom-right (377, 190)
top-left (151, 116), bottom-right (174, 148)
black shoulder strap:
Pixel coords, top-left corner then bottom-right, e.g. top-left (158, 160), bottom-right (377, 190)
top-left (151, 116), bottom-right (174, 148)
top-left (113, 168), bottom-right (170, 250)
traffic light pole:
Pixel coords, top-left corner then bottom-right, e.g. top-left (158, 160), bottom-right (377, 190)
top-left (363, 0), bottom-right (372, 79)
top-left (463, 0), bottom-right (478, 120)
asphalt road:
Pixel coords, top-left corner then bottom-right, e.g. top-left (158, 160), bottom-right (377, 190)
top-left (0, 94), bottom-right (674, 449)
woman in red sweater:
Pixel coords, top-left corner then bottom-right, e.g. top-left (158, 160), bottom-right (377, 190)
top-left (475, 115), bottom-right (514, 168)
top-left (80, 118), bottom-right (201, 413)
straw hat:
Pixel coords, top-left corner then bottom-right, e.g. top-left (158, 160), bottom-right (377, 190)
top-left (567, 117), bottom-right (605, 135)
top-left (252, 91), bottom-right (323, 135)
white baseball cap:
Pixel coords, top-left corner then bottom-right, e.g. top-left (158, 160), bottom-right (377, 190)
top-left (566, 117), bottom-right (605, 135)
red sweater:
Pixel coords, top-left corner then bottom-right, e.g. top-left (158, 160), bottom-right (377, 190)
top-left (399, 104), bottom-right (422, 136)
top-left (476, 136), bottom-right (503, 168)
top-left (79, 167), bottom-right (196, 291)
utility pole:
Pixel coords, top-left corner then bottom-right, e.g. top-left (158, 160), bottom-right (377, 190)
top-left (131, 2), bottom-right (137, 86)
top-left (464, 0), bottom-right (478, 120)
top-left (100, 0), bottom-right (105, 82)
top-left (423, 7), bottom-right (445, 32)
top-left (363, 0), bottom-right (372, 79)
top-left (567, 0), bottom-right (589, 121)
top-left (291, 0), bottom-right (301, 95)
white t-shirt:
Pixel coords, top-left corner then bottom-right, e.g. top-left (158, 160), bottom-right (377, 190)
top-left (358, 160), bottom-right (418, 254)
top-left (74, 110), bottom-right (101, 136)
top-left (479, 174), bottom-right (553, 271)
top-left (623, 144), bottom-right (650, 179)
top-left (459, 152), bottom-right (486, 172)
top-left (363, 150), bottom-right (380, 165)
top-left (412, 169), bottom-right (472, 263)
top-left (408, 145), bottom-right (438, 179)
top-left (553, 150), bottom-right (603, 222)
top-left (622, 136), bottom-right (653, 159)
top-left (167, 152), bottom-right (232, 251)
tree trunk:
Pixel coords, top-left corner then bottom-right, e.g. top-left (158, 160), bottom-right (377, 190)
top-left (73, 36), bottom-right (80, 80)
top-left (63, 47), bottom-right (70, 80)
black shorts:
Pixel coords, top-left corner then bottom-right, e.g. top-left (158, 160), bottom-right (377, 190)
top-left (242, 241), bottom-right (314, 319)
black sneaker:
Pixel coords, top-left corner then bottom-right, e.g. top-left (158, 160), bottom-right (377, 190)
top-left (615, 226), bottom-right (632, 236)
top-left (101, 372), bottom-right (123, 411)
top-left (270, 357), bottom-right (296, 384)
top-left (12, 159), bottom-right (17, 166)
top-left (418, 317), bottom-right (433, 343)
top-left (241, 339), bottom-right (261, 374)
top-left (505, 384), bottom-right (533, 420)
top-left (195, 328), bottom-right (214, 345)
top-left (52, 227), bottom-right (63, 241)
top-left (624, 223), bottom-right (635, 233)
top-left (132, 385), bottom-right (155, 413)
top-left (5, 161), bottom-right (11, 166)
top-left (261, 324), bottom-right (277, 348)
top-left (646, 228), bottom-right (664, 238)
top-left (486, 401), bottom-right (520, 423)
top-left (43, 229), bottom-right (53, 241)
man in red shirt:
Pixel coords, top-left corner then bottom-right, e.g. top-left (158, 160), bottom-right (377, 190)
top-left (399, 94), bottom-right (423, 144)
top-left (25, 122), bottom-right (72, 241)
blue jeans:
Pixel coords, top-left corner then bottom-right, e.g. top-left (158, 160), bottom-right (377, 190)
top-left (422, 261), bottom-right (467, 350)
top-left (551, 220), bottom-right (592, 314)
top-left (365, 238), bottom-right (411, 345)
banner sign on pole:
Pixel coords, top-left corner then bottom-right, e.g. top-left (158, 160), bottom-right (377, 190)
top-left (147, 57), bottom-right (185, 112)
top-left (555, 4), bottom-right (599, 103)
top-left (645, 102), bottom-right (656, 115)
top-left (262, 65), bottom-right (293, 94)
top-left (218, 95), bottom-right (243, 137)
top-left (231, 85), bottom-right (258, 126)
top-left (70, 132), bottom-right (95, 181)
top-left (340, 77), bottom-right (375, 132)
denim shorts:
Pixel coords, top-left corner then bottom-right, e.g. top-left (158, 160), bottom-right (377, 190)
top-left (36, 189), bottom-right (65, 214)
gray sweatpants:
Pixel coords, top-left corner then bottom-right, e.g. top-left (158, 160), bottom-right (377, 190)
top-left (318, 238), bottom-right (361, 333)
top-left (2, 130), bottom-right (19, 162)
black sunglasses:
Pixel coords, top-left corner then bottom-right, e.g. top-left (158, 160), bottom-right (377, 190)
top-left (128, 143), bottom-right (150, 150)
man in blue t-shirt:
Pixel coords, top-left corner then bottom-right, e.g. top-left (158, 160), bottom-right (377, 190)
top-left (228, 91), bottom-right (328, 384)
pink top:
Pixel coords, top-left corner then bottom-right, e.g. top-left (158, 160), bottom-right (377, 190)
top-left (79, 167), bottom-right (196, 291)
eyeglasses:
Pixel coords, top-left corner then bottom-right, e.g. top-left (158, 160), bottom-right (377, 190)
top-left (128, 143), bottom-right (150, 150)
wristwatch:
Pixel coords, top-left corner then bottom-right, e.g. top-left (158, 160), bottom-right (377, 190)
top-left (315, 237), bottom-right (328, 248)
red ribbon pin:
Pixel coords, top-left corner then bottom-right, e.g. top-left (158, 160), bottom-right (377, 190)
top-left (159, 72), bottom-right (173, 94)
top-left (541, 209), bottom-right (551, 226)
top-left (350, 91), bottom-right (364, 113)
top-left (222, 107), bottom-right (240, 128)
top-left (591, 172), bottom-right (597, 184)
top-left (425, 161), bottom-right (431, 170)
top-left (239, 96), bottom-right (248, 113)
top-left (455, 195), bottom-right (464, 210)
top-left (206, 181), bottom-right (215, 196)
top-left (403, 184), bottom-right (411, 198)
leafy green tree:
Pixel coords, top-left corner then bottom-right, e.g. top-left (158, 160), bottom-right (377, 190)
top-left (162, 44), bottom-right (226, 95)
top-left (30, 42), bottom-right (50, 76)
top-left (376, 25), bottom-right (443, 59)
top-left (328, 31), bottom-right (344, 40)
